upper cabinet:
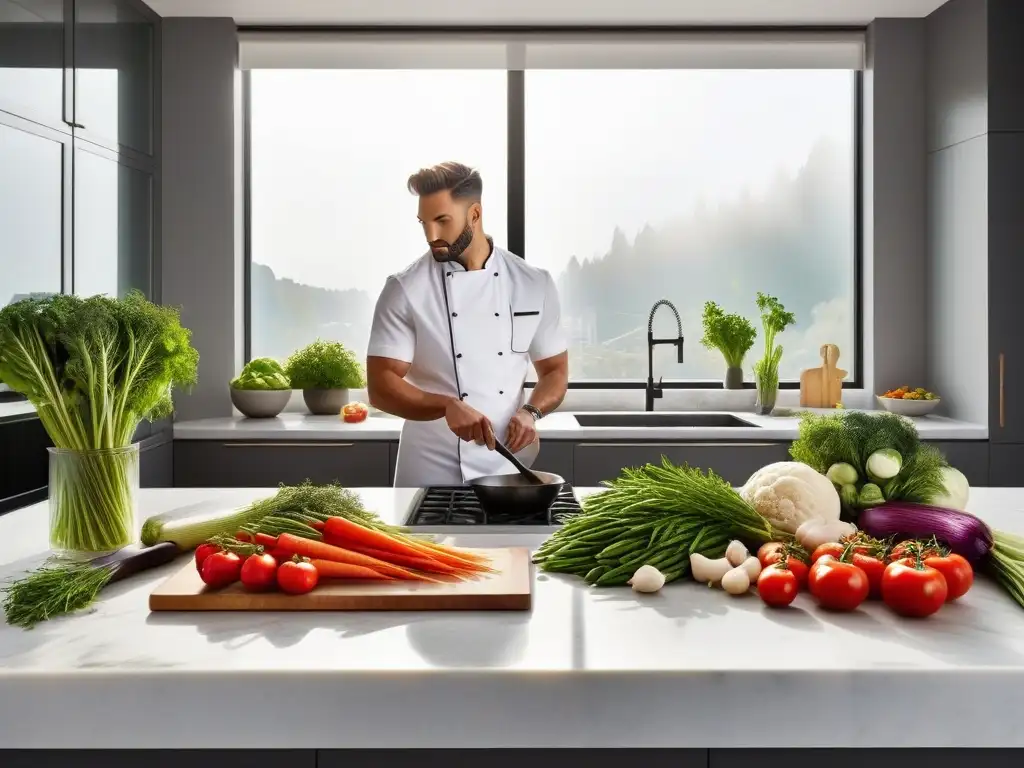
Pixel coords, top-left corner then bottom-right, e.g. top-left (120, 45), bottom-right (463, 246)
top-left (0, 0), bottom-right (68, 130)
top-left (73, 0), bottom-right (154, 156)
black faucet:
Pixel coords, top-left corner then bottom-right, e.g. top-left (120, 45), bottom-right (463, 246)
top-left (646, 299), bottom-right (685, 411)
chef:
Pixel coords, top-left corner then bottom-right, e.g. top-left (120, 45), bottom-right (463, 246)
top-left (366, 161), bottom-right (569, 487)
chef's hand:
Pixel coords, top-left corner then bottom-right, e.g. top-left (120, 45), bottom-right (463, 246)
top-left (506, 408), bottom-right (538, 454)
top-left (445, 399), bottom-right (495, 449)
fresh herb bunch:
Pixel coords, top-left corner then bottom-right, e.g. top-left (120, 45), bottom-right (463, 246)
top-left (0, 291), bottom-right (199, 554)
top-left (699, 301), bottom-right (757, 369)
top-left (231, 357), bottom-right (290, 390)
top-left (533, 459), bottom-right (792, 586)
top-left (752, 292), bottom-right (796, 391)
top-left (285, 339), bottom-right (365, 390)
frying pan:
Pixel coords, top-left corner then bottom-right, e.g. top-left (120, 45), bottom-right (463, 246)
top-left (469, 441), bottom-right (566, 519)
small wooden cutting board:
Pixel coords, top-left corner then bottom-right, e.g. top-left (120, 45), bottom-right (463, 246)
top-left (149, 547), bottom-right (533, 612)
top-left (799, 343), bottom-right (848, 408)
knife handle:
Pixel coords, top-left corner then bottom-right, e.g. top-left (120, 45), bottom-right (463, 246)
top-left (96, 541), bottom-right (182, 583)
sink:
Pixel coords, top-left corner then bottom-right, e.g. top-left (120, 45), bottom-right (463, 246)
top-left (573, 412), bottom-right (759, 428)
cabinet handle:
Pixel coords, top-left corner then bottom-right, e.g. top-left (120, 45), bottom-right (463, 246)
top-left (224, 442), bottom-right (355, 448)
top-left (577, 442), bottom-right (780, 448)
top-left (1000, 353), bottom-right (1006, 429)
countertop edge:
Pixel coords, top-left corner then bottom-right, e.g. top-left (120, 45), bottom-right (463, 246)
top-left (2, 672), bottom-right (1020, 749)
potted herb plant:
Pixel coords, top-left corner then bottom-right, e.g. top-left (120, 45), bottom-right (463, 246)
top-left (699, 301), bottom-right (757, 389)
top-left (285, 339), bottom-right (365, 415)
top-left (0, 291), bottom-right (198, 558)
top-left (752, 292), bottom-right (796, 415)
top-left (230, 357), bottom-right (292, 418)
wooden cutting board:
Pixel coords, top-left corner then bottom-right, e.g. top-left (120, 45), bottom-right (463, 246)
top-left (799, 343), bottom-right (848, 408)
top-left (149, 547), bottom-right (532, 612)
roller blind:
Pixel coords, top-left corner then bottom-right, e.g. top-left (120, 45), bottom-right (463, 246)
top-left (237, 30), bottom-right (866, 70)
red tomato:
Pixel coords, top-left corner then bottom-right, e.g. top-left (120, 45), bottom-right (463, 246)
top-left (195, 543), bottom-right (222, 574)
top-left (757, 564), bottom-right (800, 607)
top-left (889, 540), bottom-right (940, 563)
top-left (757, 542), bottom-right (785, 567)
top-left (923, 553), bottom-right (974, 601)
top-left (808, 558), bottom-right (869, 611)
top-left (240, 553), bottom-right (278, 592)
top-left (341, 401), bottom-right (369, 424)
top-left (278, 559), bottom-right (319, 595)
top-left (881, 560), bottom-right (948, 617)
top-left (201, 551), bottom-right (242, 588)
top-left (811, 542), bottom-right (846, 563)
top-left (851, 552), bottom-right (887, 598)
top-left (760, 546), bottom-right (809, 586)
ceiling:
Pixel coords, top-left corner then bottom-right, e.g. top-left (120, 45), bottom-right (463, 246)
top-left (137, 0), bottom-right (952, 26)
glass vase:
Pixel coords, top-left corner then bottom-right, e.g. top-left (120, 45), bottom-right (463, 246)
top-left (754, 377), bottom-right (778, 415)
top-left (47, 444), bottom-right (140, 560)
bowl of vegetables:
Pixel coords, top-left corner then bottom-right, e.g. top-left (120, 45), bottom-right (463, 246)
top-left (877, 386), bottom-right (941, 416)
top-left (230, 358), bottom-right (292, 418)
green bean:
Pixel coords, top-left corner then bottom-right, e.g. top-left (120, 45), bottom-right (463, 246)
top-left (595, 562), bottom-right (636, 586)
top-left (584, 565), bottom-right (609, 584)
top-left (598, 537), bottom-right (647, 559)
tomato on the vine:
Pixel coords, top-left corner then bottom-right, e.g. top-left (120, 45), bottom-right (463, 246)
top-left (201, 550), bottom-right (242, 588)
top-left (851, 552), bottom-right (887, 598)
top-left (757, 542), bottom-right (785, 567)
top-left (194, 543), bottom-right (221, 573)
top-left (881, 560), bottom-right (948, 617)
top-left (757, 563), bottom-right (800, 607)
top-left (811, 542), bottom-right (846, 563)
top-left (759, 544), bottom-right (809, 585)
top-left (889, 540), bottom-right (940, 563)
top-left (808, 557), bottom-right (869, 611)
top-left (278, 558), bottom-right (319, 595)
top-left (923, 553), bottom-right (973, 601)
top-left (240, 553), bottom-right (278, 592)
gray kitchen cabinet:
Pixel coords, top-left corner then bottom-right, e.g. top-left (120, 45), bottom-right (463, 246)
top-left (573, 442), bottom-right (792, 487)
top-left (988, 443), bottom-right (1024, 487)
top-left (173, 440), bottom-right (392, 488)
top-left (927, 440), bottom-right (989, 486)
top-left (139, 433), bottom-right (172, 488)
top-left (318, 750), bottom-right (707, 768)
top-left (536, 440), bottom-right (574, 483)
top-left (710, 749), bottom-right (1021, 768)
top-left (0, 751), bottom-right (315, 768)
top-left (389, 440), bottom-right (398, 484)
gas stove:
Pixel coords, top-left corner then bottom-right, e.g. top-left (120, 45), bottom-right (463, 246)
top-left (405, 485), bottom-right (584, 526)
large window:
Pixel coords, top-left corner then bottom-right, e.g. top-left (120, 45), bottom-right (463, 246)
top-left (245, 35), bottom-right (861, 387)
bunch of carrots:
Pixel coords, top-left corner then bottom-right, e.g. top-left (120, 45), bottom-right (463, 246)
top-left (196, 515), bottom-right (494, 595)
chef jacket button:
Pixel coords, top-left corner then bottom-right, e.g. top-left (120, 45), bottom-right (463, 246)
top-left (498, 351), bottom-right (503, 356)
top-left (461, 392), bottom-right (468, 398)
top-left (446, 272), bottom-right (451, 277)
top-left (493, 272), bottom-right (498, 277)
top-left (456, 353), bottom-right (462, 358)
top-left (494, 312), bottom-right (499, 317)
top-left (452, 312), bottom-right (458, 318)
top-left (499, 390), bottom-right (504, 395)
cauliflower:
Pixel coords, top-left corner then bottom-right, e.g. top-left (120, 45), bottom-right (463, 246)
top-left (739, 461), bottom-right (841, 534)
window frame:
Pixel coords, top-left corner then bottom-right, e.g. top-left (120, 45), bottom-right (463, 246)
top-left (242, 42), bottom-right (864, 391)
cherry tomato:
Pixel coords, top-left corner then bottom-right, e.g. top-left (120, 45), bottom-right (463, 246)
top-left (881, 560), bottom-right (948, 617)
top-left (195, 543), bottom-right (222, 574)
top-left (240, 553), bottom-right (278, 592)
top-left (201, 550), bottom-right (242, 588)
top-left (341, 401), bottom-right (369, 424)
top-left (759, 545), bottom-right (809, 586)
top-left (757, 563), bottom-right (800, 607)
top-left (889, 540), bottom-right (940, 563)
top-left (757, 542), bottom-right (785, 567)
top-left (811, 542), bottom-right (846, 563)
top-left (808, 558), bottom-right (869, 611)
top-left (278, 559), bottom-right (319, 595)
top-left (923, 553), bottom-right (973, 601)
top-left (851, 552), bottom-right (887, 598)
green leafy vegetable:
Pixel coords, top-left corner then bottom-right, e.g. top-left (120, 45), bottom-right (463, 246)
top-left (0, 291), bottom-right (199, 553)
top-left (826, 462), bottom-right (859, 486)
top-left (751, 292), bottom-right (796, 393)
top-left (532, 458), bottom-right (792, 586)
top-left (285, 339), bottom-right (365, 390)
top-left (699, 301), bottom-right (757, 369)
top-left (231, 357), bottom-right (291, 390)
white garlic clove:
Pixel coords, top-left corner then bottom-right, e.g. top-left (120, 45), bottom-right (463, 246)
top-left (721, 566), bottom-right (752, 595)
top-left (629, 564), bottom-right (666, 593)
top-left (740, 555), bottom-right (762, 581)
top-left (690, 553), bottom-right (734, 584)
top-left (725, 539), bottom-right (749, 567)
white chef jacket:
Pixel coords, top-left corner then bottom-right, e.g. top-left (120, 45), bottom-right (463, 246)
top-left (368, 244), bottom-right (567, 487)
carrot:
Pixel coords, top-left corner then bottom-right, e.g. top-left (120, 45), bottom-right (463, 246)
top-left (323, 517), bottom-right (493, 573)
top-left (341, 542), bottom-right (461, 575)
top-left (236, 531), bottom-right (252, 543)
top-left (412, 538), bottom-right (492, 564)
top-left (254, 533), bottom-right (278, 548)
top-left (311, 520), bottom-right (325, 532)
top-left (276, 533), bottom-right (441, 583)
top-left (309, 559), bottom-right (395, 581)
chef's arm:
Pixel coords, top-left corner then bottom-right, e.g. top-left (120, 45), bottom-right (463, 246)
top-left (526, 351), bottom-right (569, 416)
top-left (366, 356), bottom-right (454, 421)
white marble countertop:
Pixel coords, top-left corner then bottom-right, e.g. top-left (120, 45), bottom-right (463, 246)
top-left (0, 398), bottom-right (37, 422)
top-left (173, 409), bottom-right (988, 442)
top-left (2, 486), bottom-right (1024, 748)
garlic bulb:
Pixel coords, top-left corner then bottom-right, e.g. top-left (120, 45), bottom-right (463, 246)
top-left (721, 566), bottom-right (752, 595)
top-left (725, 540), bottom-right (749, 567)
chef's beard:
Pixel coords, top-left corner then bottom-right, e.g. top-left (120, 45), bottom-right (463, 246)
top-left (430, 223), bottom-right (475, 266)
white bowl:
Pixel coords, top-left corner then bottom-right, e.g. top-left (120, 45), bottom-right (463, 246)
top-left (876, 395), bottom-right (941, 417)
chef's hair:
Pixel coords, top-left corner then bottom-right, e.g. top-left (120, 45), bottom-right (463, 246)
top-left (407, 162), bottom-right (482, 201)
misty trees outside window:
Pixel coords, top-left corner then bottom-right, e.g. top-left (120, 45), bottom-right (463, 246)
top-left (248, 68), bottom-right (856, 384)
